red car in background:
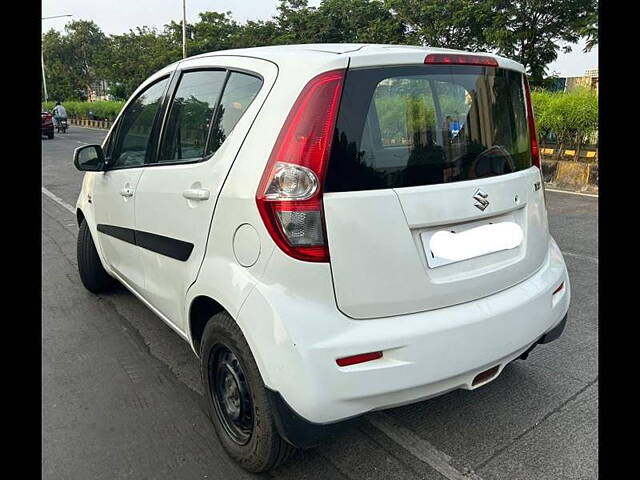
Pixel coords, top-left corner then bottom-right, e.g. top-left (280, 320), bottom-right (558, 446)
top-left (42, 111), bottom-right (54, 139)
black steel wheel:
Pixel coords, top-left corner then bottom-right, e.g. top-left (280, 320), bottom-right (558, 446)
top-left (200, 312), bottom-right (296, 472)
top-left (209, 344), bottom-right (255, 445)
top-left (77, 219), bottom-right (118, 293)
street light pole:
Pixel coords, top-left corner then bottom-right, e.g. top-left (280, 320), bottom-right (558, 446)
top-left (182, 0), bottom-right (187, 59)
top-left (42, 50), bottom-right (48, 102)
top-left (42, 14), bottom-right (72, 103)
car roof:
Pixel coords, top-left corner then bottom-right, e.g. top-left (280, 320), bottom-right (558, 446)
top-left (187, 43), bottom-right (525, 73)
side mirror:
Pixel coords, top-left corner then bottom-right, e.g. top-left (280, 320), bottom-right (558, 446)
top-left (73, 144), bottom-right (106, 171)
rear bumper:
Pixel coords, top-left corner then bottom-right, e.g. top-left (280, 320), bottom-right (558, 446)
top-left (239, 236), bottom-right (570, 432)
top-left (271, 314), bottom-right (568, 449)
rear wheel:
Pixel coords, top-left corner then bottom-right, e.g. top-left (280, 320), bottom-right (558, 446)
top-left (77, 219), bottom-right (118, 293)
top-left (47, 131), bottom-right (54, 139)
top-left (200, 312), bottom-right (296, 472)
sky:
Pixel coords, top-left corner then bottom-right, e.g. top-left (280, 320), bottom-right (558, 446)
top-left (42, 0), bottom-right (597, 77)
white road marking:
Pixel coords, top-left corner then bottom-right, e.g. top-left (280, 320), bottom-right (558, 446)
top-left (42, 187), bottom-right (75, 215)
top-left (368, 412), bottom-right (483, 480)
top-left (76, 141), bottom-right (89, 145)
top-left (561, 250), bottom-right (598, 262)
top-left (71, 125), bottom-right (110, 132)
top-left (545, 188), bottom-right (598, 198)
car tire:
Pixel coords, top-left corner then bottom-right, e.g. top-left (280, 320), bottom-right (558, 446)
top-left (47, 132), bottom-right (54, 139)
top-left (200, 312), bottom-right (296, 472)
top-left (77, 219), bottom-right (118, 293)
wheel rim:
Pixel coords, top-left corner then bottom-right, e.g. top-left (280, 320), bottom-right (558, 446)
top-left (209, 344), bottom-right (254, 445)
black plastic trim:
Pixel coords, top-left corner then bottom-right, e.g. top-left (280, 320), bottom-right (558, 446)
top-left (265, 389), bottom-right (358, 449)
top-left (97, 224), bottom-right (136, 245)
top-left (96, 224), bottom-right (193, 261)
top-left (539, 314), bottom-right (568, 344)
top-left (135, 230), bottom-right (194, 261)
top-left (519, 314), bottom-right (568, 360)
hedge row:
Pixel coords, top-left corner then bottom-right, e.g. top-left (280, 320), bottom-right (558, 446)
top-left (531, 87), bottom-right (598, 146)
top-left (42, 100), bottom-right (125, 121)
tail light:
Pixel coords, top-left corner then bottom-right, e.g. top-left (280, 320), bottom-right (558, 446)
top-left (424, 53), bottom-right (498, 67)
top-left (256, 69), bottom-right (345, 262)
top-left (523, 76), bottom-right (541, 169)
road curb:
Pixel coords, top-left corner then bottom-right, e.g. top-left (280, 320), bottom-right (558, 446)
top-left (70, 117), bottom-right (112, 130)
top-left (542, 160), bottom-right (598, 195)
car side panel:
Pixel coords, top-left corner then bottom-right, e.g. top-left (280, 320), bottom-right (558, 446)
top-left (184, 55), bottom-right (350, 349)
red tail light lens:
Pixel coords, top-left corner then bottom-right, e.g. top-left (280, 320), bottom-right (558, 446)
top-left (256, 69), bottom-right (345, 262)
top-left (424, 53), bottom-right (498, 67)
top-left (336, 351), bottom-right (383, 367)
top-left (523, 76), bottom-right (541, 169)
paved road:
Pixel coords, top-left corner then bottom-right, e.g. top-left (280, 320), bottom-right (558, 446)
top-left (42, 127), bottom-right (598, 480)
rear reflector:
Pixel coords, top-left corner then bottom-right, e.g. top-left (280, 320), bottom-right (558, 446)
top-left (336, 351), bottom-right (382, 367)
top-left (553, 282), bottom-right (564, 295)
top-left (472, 365), bottom-right (500, 386)
top-left (424, 53), bottom-right (498, 67)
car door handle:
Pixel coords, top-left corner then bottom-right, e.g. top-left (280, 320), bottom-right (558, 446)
top-left (120, 187), bottom-right (135, 198)
top-left (183, 188), bottom-right (210, 201)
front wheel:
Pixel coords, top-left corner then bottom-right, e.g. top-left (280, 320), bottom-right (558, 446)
top-left (77, 220), bottom-right (118, 293)
top-left (47, 131), bottom-right (54, 139)
top-left (200, 312), bottom-right (296, 472)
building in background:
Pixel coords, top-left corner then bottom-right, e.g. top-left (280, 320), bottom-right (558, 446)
top-left (87, 80), bottom-right (112, 102)
top-left (548, 67), bottom-right (598, 94)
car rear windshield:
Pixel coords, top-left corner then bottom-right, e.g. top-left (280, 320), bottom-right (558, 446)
top-left (325, 65), bottom-right (532, 192)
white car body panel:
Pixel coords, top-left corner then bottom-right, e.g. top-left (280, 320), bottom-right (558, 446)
top-left (133, 56), bottom-right (277, 330)
top-left (183, 53), bottom-right (350, 342)
top-left (76, 44), bottom-right (570, 427)
top-left (91, 167), bottom-right (146, 290)
top-left (237, 237), bottom-right (569, 423)
top-left (324, 167), bottom-right (549, 319)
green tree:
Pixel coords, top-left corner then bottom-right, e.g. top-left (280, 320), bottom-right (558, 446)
top-left (64, 20), bottom-right (109, 99)
top-left (274, 0), bottom-right (321, 43)
top-left (42, 0), bottom-right (599, 106)
top-left (100, 27), bottom-right (179, 99)
top-left (164, 11), bottom-right (241, 57)
top-left (579, 9), bottom-right (598, 52)
top-left (233, 19), bottom-right (282, 48)
top-left (42, 29), bottom-right (87, 101)
top-left (484, 0), bottom-right (597, 85)
top-left (314, 0), bottom-right (406, 44)
top-left (384, 0), bottom-right (490, 49)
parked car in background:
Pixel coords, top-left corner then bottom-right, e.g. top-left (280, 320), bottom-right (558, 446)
top-left (71, 44), bottom-right (570, 473)
top-left (42, 111), bottom-right (54, 139)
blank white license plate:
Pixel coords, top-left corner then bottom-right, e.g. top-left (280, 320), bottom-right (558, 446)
top-left (421, 215), bottom-right (523, 268)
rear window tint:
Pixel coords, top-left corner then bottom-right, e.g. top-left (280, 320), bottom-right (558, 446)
top-left (325, 65), bottom-right (532, 192)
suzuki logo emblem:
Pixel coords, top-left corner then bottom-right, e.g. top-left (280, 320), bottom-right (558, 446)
top-left (473, 189), bottom-right (489, 211)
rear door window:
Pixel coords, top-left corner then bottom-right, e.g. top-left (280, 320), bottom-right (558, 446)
top-left (205, 72), bottom-right (263, 156)
top-left (158, 70), bottom-right (227, 162)
top-left (326, 66), bottom-right (531, 192)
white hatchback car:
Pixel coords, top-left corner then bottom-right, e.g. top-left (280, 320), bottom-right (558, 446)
top-left (74, 44), bottom-right (570, 472)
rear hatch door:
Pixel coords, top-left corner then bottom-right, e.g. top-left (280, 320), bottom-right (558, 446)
top-left (323, 62), bottom-right (548, 319)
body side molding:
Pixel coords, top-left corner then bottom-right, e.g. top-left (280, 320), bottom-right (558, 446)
top-left (97, 224), bottom-right (194, 261)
